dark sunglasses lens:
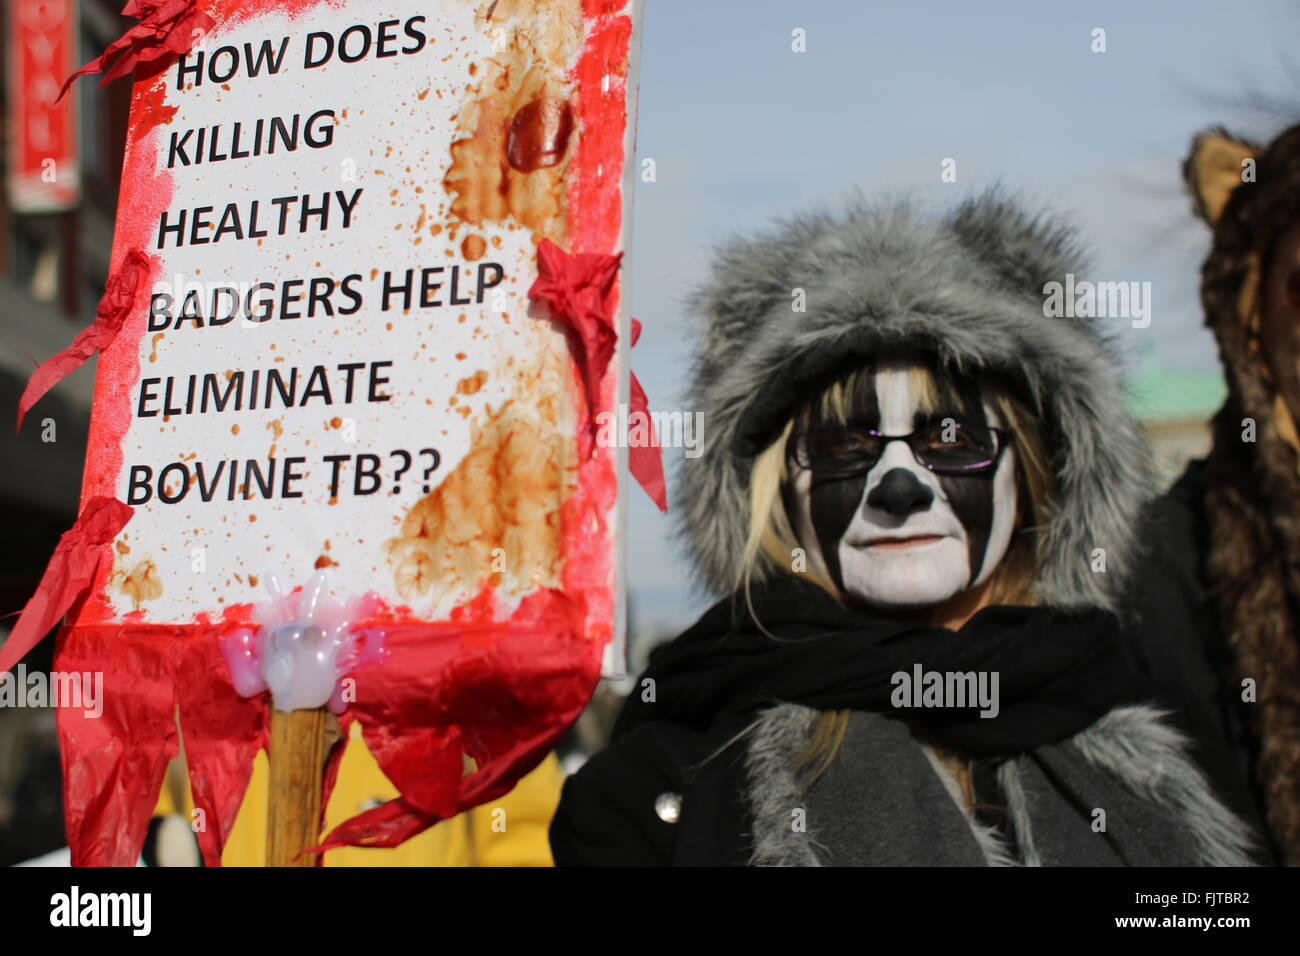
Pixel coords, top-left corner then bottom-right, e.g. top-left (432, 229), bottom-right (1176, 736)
top-left (796, 429), bottom-right (881, 473)
top-left (916, 424), bottom-right (997, 470)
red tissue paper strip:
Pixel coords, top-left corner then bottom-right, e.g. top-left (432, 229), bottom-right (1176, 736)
top-left (629, 318), bottom-right (667, 512)
top-left (528, 238), bottom-right (621, 460)
top-left (528, 239), bottom-right (667, 510)
top-left (56, 0), bottom-right (214, 103)
top-left (17, 247), bottom-right (153, 431)
top-left (56, 626), bottom-right (178, 867)
top-left (313, 586), bottom-right (601, 851)
top-left (56, 623), bottom-right (268, 866)
top-left (0, 497), bottom-right (132, 676)
top-left (172, 629), bottom-right (268, 866)
top-left (57, 584), bottom-right (600, 863)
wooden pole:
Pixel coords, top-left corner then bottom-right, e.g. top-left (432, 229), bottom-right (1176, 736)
top-left (266, 707), bottom-right (330, 867)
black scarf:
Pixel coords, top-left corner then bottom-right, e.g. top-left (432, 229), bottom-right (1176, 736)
top-left (615, 574), bottom-right (1202, 759)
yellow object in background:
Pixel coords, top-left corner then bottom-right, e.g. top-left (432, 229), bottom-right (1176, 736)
top-left (152, 723), bottom-right (563, 866)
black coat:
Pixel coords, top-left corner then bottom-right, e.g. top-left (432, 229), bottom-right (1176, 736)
top-left (549, 698), bottom-right (754, 865)
top-left (549, 571), bottom-right (1260, 866)
top-left (1124, 459), bottom-right (1275, 857)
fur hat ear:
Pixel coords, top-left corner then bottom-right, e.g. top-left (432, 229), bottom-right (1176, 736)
top-left (946, 191), bottom-right (1087, 293)
top-left (1183, 127), bottom-right (1260, 226)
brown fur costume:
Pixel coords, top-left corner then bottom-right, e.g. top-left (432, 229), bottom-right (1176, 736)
top-left (1185, 123), bottom-right (1300, 864)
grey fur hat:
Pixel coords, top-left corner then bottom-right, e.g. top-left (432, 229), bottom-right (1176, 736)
top-left (676, 189), bottom-right (1151, 612)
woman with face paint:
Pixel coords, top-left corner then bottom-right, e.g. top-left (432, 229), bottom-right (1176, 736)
top-left (549, 192), bottom-right (1264, 866)
top-left (781, 354), bottom-right (1030, 621)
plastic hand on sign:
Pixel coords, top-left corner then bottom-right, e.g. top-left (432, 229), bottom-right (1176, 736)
top-left (219, 570), bottom-right (386, 713)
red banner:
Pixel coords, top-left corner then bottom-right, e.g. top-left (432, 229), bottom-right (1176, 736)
top-left (7, 0), bottom-right (80, 212)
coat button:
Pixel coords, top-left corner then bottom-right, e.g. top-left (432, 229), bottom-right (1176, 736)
top-left (655, 792), bottom-right (682, 823)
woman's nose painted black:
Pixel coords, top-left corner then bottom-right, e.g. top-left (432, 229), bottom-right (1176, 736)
top-left (867, 468), bottom-right (934, 516)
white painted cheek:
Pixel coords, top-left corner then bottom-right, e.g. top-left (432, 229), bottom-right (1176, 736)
top-left (970, 419), bottom-right (1019, 588)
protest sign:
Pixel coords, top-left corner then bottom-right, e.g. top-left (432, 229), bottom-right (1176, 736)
top-left (40, 0), bottom-right (642, 865)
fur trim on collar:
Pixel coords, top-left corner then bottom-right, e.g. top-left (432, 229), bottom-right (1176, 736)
top-left (744, 704), bottom-right (822, 866)
top-left (743, 703), bottom-right (1259, 866)
top-left (1070, 705), bottom-right (1259, 867)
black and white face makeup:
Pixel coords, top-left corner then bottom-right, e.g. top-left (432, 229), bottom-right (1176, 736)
top-left (787, 357), bottom-right (1019, 610)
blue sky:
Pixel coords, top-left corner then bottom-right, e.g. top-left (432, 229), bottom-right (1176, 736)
top-left (621, 0), bottom-right (1300, 642)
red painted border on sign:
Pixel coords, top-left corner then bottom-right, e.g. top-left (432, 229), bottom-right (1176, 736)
top-left (74, 0), bottom-right (630, 637)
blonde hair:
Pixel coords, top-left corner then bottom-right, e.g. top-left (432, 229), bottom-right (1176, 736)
top-left (735, 359), bottom-right (1056, 793)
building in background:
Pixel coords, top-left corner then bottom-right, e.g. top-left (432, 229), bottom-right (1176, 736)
top-left (1, 0), bottom-right (130, 610)
top-left (1129, 365), bottom-right (1228, 490)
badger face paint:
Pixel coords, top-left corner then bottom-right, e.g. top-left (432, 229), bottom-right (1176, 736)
top-left (788, 359), bottom-right (1019, 610)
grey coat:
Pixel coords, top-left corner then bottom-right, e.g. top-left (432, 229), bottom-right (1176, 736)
top-left (746, 704), bottom-right (1259, 866)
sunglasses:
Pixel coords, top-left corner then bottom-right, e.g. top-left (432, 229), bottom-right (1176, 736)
top-left (788, 422), bottom-right (1009, 478)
